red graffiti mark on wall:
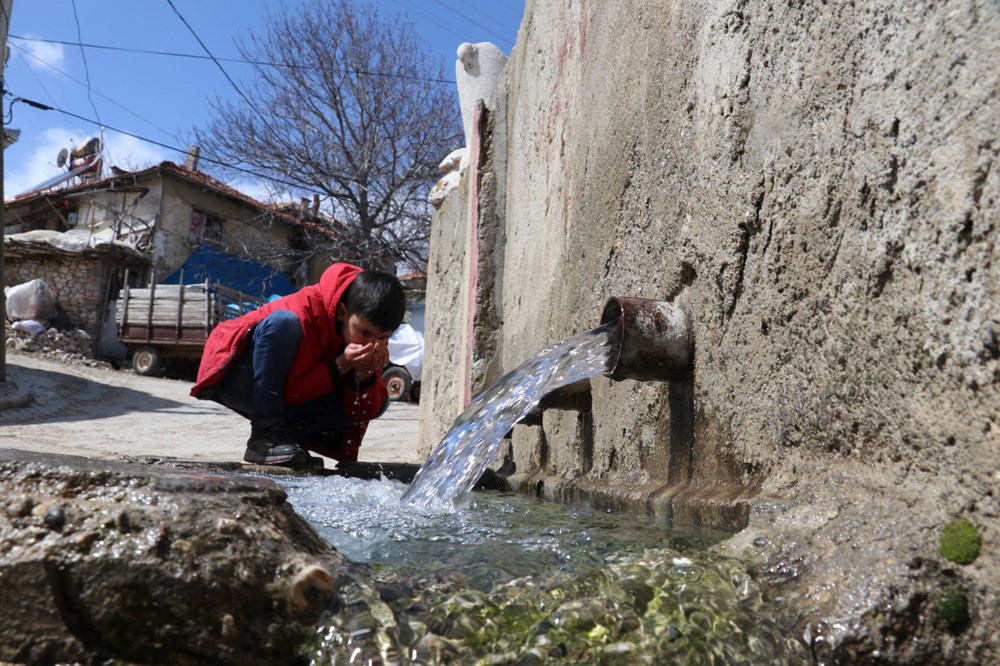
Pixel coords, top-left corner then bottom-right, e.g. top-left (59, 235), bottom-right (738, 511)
top-left (533, 5), bottom-right (589, 239)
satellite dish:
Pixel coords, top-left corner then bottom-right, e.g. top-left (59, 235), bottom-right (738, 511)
top-left (56, 148), bottom-right (69, 169)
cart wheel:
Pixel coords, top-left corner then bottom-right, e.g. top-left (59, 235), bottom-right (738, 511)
top-left (382, 366), bottom-right (412, 402)
top-left (132, 346), bottom-right (161, 376)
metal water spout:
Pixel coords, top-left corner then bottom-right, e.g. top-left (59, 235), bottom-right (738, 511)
top-left (600, 296), bottom-right (693, 381)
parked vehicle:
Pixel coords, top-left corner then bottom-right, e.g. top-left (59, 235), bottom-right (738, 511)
top-left (383, 323), bottom-right (424, 402)
top-left (116, 281), bottom-right (261, 376)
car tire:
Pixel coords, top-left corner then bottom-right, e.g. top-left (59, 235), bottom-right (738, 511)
top-left (382, 366), bottom-right (412, 402)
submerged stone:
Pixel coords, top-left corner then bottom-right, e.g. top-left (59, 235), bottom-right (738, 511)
top-left (934, 587), bottom-right (971, 635)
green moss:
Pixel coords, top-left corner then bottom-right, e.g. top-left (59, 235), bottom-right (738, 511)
top-left (939, 518), bottom-right (981, 565)
top-left (933, 587), bottom-right (970, 635)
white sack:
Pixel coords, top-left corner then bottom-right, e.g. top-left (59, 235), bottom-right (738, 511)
top-left (11, 319), bottom-right (47, 338)
top-left (5, 279), bottom-right (57, 322)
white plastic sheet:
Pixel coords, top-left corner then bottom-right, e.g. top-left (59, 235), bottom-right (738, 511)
top-left (8, 228), bottom-right (122, 251)
top-left (388, 323), bottom-right (424, 382)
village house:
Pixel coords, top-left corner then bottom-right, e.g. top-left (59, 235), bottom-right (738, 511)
top-left (4, 147), bottom-right (342, 358)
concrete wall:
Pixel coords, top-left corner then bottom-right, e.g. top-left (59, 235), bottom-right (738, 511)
top-left (418, 170), bottom-right (473, 449)
top-left (420, 0), bottom-right (998, 661)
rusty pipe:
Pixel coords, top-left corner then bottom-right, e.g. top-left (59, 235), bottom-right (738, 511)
top-left (600, 296), bottom-right (692, 381)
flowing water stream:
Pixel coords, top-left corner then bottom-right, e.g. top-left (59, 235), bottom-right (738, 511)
top-left (401, 320), bottom-right (620, 510)
top-left (280, 475), bottom-right (728, 590)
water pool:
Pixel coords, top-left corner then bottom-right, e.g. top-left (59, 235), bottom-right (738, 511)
top-left (262, 473), bottom-right (805, 664)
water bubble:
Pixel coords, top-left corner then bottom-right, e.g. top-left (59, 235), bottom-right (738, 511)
top-left (668, 565), bottom-right (703, 581)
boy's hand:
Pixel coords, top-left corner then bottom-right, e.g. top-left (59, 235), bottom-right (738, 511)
top-left (340, 342), bottom-right (389, 381)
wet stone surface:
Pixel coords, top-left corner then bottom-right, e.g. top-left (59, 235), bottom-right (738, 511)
top-left (0, 449), bottom-right (350, 665)
top-left (340, 549), bottom-right (810, 665)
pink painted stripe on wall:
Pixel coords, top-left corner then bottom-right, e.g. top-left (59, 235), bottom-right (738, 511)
top-left (464, 102), bottom-right (483, 407)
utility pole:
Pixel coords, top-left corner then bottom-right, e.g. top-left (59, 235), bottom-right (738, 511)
top-left (0, 0), bottom-right (12, 383)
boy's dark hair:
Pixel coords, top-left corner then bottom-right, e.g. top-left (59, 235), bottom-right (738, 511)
top-left (344, 270), bottom-right (406, 331)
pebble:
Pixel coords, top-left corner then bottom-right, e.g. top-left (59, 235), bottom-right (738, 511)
top-left (43, 507), bottom-right (66, 531)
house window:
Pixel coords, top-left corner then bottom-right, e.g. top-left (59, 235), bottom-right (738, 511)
top-left (203, 215), bottom-right (223, 245)
top-left (187, 209), bottom-right (224, 247)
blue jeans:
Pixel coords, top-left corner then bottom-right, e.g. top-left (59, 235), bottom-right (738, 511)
top-left (212, 310), bottom-right (356, 431)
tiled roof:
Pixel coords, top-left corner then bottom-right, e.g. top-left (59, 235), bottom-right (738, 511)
top-left (6, 161), bottom-right (340, 239)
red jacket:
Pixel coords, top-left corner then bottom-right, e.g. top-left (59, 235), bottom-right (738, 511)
top-left (190, 263), bottom-right (387, 461)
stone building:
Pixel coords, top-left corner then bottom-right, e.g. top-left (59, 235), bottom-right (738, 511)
top-left (3, 159), bottom-right (341, 356)
top-left (4, 235), bottom-right (146, 346)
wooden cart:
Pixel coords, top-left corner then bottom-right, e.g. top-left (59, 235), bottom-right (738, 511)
top-left (116, 280), bottom-right (262, 376)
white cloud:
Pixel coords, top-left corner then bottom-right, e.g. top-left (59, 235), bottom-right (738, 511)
top-left (5, 127), bottom-right (77, 197)
top-left (12, 35), bottom-right (66, 73)
top-left (4, 127), bottom-right (172, 199)
top-left (102, 132), bottom-right (170, 172)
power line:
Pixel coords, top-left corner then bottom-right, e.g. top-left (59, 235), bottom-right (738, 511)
top-left (424, 0), bottom-right (514, 47)
top-left (8, 35), bottom-right (457, 85)
top-left (70, 0), bottom-right (115, 169)
top-left (7, 92), bottom-right (329, 198)
top-left (452, 0), bottom-right (521, 39)
top-left (70, 0), bottom-right (102, 127)
top-left (8, 45), bottom-right (83, 133)
top-left (165, 0), bottom-right (272, 130)
top-left (8, 41), bottom-right (182, 144)
top-left (385, 0), bottom-right (480, 53)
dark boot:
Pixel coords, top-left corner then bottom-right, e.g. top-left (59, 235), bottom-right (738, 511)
top-left (244, 419), bottom-right (307, 469)
top-left (287, 422), bottom-right (355, 463)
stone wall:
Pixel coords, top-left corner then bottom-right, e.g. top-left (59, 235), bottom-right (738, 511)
top-left (5, 254), bottom-right (107, 336)
top-left (419, 0), bottom-right (998, 661)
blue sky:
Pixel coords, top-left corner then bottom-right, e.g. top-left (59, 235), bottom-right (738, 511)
top-left (2, 0), bottom-right (523, 200)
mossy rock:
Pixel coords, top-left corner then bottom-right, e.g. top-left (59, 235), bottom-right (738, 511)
top-left (939, 518), bottom-right (981, 565)
top-left (933, 587), bottom-right (970, 635)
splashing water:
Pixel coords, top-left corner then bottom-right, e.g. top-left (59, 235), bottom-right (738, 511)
top-left (401, 320), bottom-right (619, 509)
top-left (277, 474), bottom-right (726, 590)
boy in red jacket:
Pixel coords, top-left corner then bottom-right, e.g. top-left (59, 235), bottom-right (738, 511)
top-left (190, 263), bottom-right (405, 469)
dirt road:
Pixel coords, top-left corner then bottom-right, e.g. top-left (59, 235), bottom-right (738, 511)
top-left (0, 351), bottom-right (423, 467)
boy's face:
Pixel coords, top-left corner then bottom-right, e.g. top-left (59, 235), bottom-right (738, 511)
top-left (336, 303), bottom-right (394, 346)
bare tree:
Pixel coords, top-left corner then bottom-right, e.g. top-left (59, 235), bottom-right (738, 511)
top-left (196, 0), bottom-right (461, 271)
